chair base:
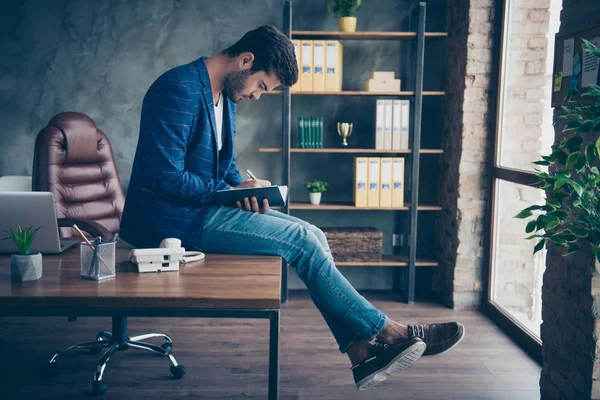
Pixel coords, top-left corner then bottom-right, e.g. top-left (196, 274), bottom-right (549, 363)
top-left (46, 316), bottom-right (185, 395)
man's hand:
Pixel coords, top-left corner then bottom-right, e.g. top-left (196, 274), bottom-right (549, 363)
top-left (236, 197), bottom-right (270, 213)
top-left (234, 179), bottom-right (271, 213)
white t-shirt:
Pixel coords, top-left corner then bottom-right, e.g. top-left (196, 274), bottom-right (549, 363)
top-left (214, 91), bottom-right (224, 151)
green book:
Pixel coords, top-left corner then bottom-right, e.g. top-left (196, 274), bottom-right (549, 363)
top-left (299, 117), bottom-right (305, 148)
top-left (313, 117), bottom-right (318, 148)
top-left (319, 117), bottom-right (324, 148)
top-left (308, 117), bottom-right (314, 148)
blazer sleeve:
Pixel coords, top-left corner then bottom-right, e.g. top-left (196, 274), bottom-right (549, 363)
top-left (138, 80), bottom-right (229, 204)
top-left (224, 154), bottom-right (244, 187)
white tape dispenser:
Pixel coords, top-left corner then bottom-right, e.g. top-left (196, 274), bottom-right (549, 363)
top-left (128, 238), bottom-right (205, 273)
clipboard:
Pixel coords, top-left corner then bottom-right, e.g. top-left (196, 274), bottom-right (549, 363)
top-left (215, 185), bottom-right (289, 207)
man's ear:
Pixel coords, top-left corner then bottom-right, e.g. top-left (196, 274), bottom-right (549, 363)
top-left (239, 52), bottom-right (255, 70)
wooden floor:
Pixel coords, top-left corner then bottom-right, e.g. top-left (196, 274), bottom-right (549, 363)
top-left (0, 291), bottom-right (541, 400)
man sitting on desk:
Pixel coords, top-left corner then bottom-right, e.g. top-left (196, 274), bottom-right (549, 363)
top-left (120, 25), bottom-right (464, 390)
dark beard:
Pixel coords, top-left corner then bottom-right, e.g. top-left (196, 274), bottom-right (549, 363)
top-left (223, 69), bottom-right (252, 103)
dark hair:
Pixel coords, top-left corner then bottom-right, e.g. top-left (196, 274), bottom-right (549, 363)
top-left (222, 25), bottom-right (298, 87)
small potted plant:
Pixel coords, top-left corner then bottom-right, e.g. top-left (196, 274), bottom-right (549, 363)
top-left (327, 0), bottom-right (366, 33)
top-left (306, 180), bottom-right (328, 205)
top-left (3, 224), bottom-right (42, 282)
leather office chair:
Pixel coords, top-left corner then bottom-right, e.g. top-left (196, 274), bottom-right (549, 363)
top-left (33, 112), bottom-right (185, 395)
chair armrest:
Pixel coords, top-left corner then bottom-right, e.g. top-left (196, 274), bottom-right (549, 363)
top-left (57, 218), bottom-right (113, 240)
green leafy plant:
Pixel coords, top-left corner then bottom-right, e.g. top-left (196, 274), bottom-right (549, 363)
top-left (515, 39), bottom-right (600, 262)
top-left (327, 0), bottom-right (366, 18)
top-left (3, 224), bottom-right (41, 255)
top-left (306, 180), bottom-right (329, 193)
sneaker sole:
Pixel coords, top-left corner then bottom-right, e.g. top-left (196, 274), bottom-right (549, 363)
top-left (356, 340), bottom-right (426, 390)
top-left (425, 323), bottom-right (466, 357)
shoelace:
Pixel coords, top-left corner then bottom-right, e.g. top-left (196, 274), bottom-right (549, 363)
top-left (372, 341), bottom-right (388, 349)
top-left (408, 324), bottom-right (427, 341)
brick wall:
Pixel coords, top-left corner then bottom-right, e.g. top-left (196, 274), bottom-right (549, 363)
top-left (541, 0), bottom-right (600, 398)
top-left (434, 0), bottom-right (494, 310)
top-left (539, 0), bottom-right (600, 398)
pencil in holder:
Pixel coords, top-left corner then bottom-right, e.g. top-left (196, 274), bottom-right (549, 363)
top-left (80, 241), bottom-right (116, 281)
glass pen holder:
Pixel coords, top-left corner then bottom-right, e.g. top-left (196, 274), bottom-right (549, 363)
top-left (80, 241), bottom-right (116, 281)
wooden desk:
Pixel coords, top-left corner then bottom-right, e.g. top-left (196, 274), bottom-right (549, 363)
top-left (0, 241), bottom-right (282, 399)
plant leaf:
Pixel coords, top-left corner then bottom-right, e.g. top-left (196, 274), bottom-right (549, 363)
top-left (578, 120), bottom-right (596, 133)
top-left (546, 198), bottom-right (560, 208)
top-left (587, 144), bottom-right (597, 163)
top-left (576, 155), bottom-right (587, 171)
top-left (526, 220), bottom-right (537, 233)
top-left (545, 219), bottom-right (560, 230)
top-left (564, 244), bottom-right (580, 256)
top-left (533, 160), bottom-right (550, 166)
top-left (515, 210), bottom-right (533, 219)
top-left (565, 135), bottom-right (583, 151)
top-left (569, 181), bottom-right (584, 197)
top-left (564, 120), bottom-right (582, 131)
top-left (533, 239), bottom-right (545, 254)
top-left (554, 178), bottom-right (569, 190)
top-left (566, 151), bottom-right (580, 168)
top-left (570, 227), bottom-right (588, 237)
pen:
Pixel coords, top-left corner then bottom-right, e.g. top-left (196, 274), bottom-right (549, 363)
top-left (73, 225), bottom-right (111, 271)
top-left (246, 169), bottom-right (257, 180)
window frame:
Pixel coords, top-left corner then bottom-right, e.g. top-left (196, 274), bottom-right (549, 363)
top-left (485, 0), bottom-right (546, 364)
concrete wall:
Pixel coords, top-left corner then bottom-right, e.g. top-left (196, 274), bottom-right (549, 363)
top-left (0, 0), bottom-right (446, 290)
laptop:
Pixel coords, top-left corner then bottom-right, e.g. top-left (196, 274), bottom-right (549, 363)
top-left (0, 192), bottom-right (79, 254)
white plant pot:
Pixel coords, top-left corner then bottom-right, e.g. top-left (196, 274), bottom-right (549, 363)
top-left (11, 252), bottom-right (43, 282)
top-left (309, 192), bottom-right (322, 205)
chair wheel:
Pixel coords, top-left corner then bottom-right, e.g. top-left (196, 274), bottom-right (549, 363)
top-left (160, 342), bottom-right (172, 354)
top-left (170, 365), bottom-right (185, 379)
top-left (93, 381), bottom-right (107, 395)
top-left (96, 331), bottom-right (112, 341)
top-left (44, 362), bottom-right (58, 378)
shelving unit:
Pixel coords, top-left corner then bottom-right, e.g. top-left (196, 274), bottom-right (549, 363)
top-left (264, 90), bottom-right (445, 96)
top-left (272, 1), bottom-right (443, 303)
top-left (288, 202), bottom-right (442, 211)
top-left (259, 148), bottom-right (444, 154)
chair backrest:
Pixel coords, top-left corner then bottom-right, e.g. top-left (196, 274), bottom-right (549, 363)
top-left (32, 112), bottom-right (125, 238)
top-left (0, 176), bottom-right (32, 192)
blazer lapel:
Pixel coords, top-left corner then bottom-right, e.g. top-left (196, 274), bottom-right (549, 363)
top-left (194, 57), bottom-right (219, 166)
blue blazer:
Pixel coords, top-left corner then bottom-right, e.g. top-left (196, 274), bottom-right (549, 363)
top-left (120, 57), bottom-right (243, 248)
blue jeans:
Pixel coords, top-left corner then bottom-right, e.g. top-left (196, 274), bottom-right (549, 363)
top-left (196, 206), bottom-right (388, 353)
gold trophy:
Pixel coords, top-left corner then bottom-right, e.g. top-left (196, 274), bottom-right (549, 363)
top-left (337, 122), bottom-right (353, 147)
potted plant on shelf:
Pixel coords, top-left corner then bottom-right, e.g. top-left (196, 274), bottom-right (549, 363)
top-left (3, 224), bottom-right (42, 282)
top-left (327, 0), bottom-right (366, 33)
top-left (515, 39), bottom-right (600, 262)
top-left (306, 180), bottom-right (328, 205)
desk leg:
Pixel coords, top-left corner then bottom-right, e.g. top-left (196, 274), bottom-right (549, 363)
top-left (281, 260), bottom-right (288, 304)
top-left (268, 310), bottom-right (280, 400)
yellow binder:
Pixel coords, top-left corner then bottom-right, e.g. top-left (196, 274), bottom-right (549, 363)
top-left (313, 40), bottom-right (326, 92)
top-left (300, 41), bottom-right (313, 92)
top-left (354, 157), bottom-right (368, 207)
top-left (379, 158), bottom-right (392, 207)
top-left (367, 158), bottom-right (380, 208)
top-left (325, 41), bottom-right (343, 92)
top-left (392, 158), bottom-right (405, 208)
top-left (291, 40), bottom-right (301, 91)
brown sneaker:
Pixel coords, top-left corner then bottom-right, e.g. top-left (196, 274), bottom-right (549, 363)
top-left (407, 322), bottom-right (465, 356)
top-left (351, 337), bottom-right (426, 390)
